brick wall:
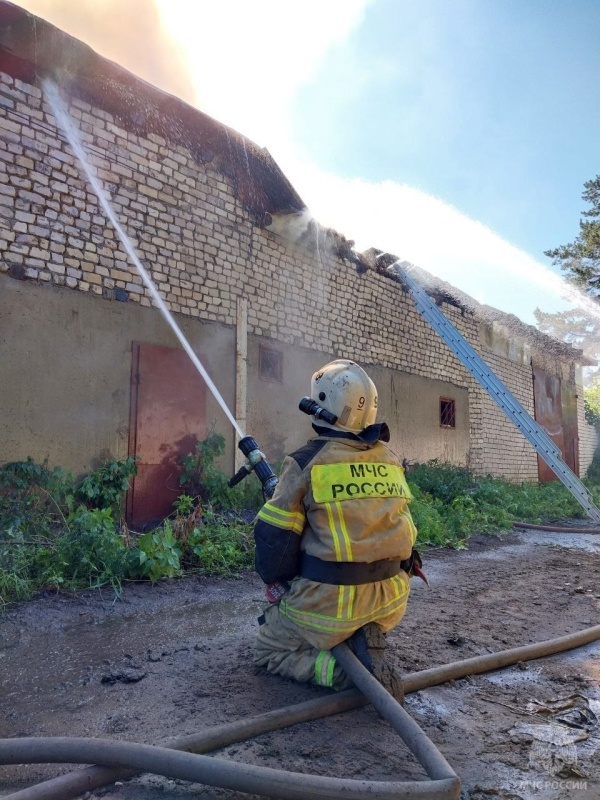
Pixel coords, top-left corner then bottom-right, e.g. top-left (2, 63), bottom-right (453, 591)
top-left (0, 71), bottom-right (576, 481)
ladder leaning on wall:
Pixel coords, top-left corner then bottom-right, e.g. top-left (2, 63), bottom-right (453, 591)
top-left (387, 261), bottom-right (600, 524)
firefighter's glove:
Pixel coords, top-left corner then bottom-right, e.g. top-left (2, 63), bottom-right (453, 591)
top-left (402, 548), bottom-right (429, 586)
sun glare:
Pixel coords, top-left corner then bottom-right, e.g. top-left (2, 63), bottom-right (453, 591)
top-left (155, 0), bottom-right (371, 148)
top-left (152, 0), bottom-right (584, 326)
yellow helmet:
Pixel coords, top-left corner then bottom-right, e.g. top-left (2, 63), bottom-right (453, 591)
top-left (310, 359), bottom-right (378, 433)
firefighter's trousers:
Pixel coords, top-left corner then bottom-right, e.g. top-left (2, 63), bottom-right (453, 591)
top-left (254, 602), bottom-right (355, 689)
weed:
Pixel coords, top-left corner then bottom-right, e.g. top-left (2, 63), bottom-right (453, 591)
top-left (179, 431), bottom-right (265, 511)
top-left (39, 507), bottom-right (131, 594)
top-left (173, 493), bottom-right (195, 517)
top-left (407, 460), bottom-right (589, 547)
top-left (186, 507), bottom-right (254, 576)
top-left (408, 460), bottom-right (474, 504)
top-left (132, 521), bottom-right (183, 583)
top-left (0, 456), bottom-right (137, 606)
top-left (4, 448), bottom-right (599, 608)
top-left (76, 457), bottom-right (138, 517)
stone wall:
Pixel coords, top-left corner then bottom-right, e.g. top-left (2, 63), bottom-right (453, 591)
top-left (0, 70), bottom-right (574, 482)
top-left (468, 353), bottom-right (538, 481)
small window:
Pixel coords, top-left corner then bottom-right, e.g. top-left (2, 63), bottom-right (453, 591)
top-left (259, 345), bottom-right (282, 382)
top-left (440, 397), bottom-right (456, 429)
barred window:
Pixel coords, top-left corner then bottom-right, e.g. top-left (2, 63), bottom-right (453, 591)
top-left (440, 397), bottom-right (456, 428)
top-left (259, 346), bottom-right (282, 382)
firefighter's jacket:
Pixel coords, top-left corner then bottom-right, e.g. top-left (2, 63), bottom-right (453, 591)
top-left (254, 429), bottom-right (417, 649)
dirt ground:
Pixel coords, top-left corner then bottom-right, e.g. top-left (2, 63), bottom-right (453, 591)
top-left (1, 526), bottom-right (599, 800)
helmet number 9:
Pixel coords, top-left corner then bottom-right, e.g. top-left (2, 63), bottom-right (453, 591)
top-left (357, 396), bottom-right (365, 409)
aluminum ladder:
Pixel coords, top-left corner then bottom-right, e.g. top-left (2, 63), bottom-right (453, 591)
top-left (388, 261), bottom-right (600, 523)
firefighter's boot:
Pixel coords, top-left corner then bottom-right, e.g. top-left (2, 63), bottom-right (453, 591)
top-left (347, 622), bottom-right (404, 704)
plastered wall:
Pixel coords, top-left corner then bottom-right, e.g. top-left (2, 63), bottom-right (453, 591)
top-left (0, 275), bottom-right (237, 474)
top-left (0, 71), bottom-right (579, 482)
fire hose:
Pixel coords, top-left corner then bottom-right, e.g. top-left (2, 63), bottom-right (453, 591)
top-left (514, 521), bottom-right (600, 534)
top-left (3, 624), bottom-right (600, 800)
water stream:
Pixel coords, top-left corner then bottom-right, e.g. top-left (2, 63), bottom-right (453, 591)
top-left (43, 81), bottom-right (244, 439)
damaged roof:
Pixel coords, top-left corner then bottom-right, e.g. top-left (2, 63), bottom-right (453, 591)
top-left (362, 250), bottom-right (591, 365)
top-left (0, 0), bottom-right (305, 221)
top-left (0, 2), bottom-right (590, 369)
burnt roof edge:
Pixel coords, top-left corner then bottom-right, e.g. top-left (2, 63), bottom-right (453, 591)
top-left (361, 249), bottom-right (590, 366)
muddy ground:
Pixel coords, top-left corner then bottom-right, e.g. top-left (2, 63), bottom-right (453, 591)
top-left (1, 527), bottom-right (599, 800)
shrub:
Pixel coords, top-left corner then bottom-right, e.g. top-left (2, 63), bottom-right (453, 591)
top-left (131, 520), bottom-right (183, 583)
top-left (4, 449), bottom-right (595, 608)
top-left (179, 431), bottom-right (266, 512)
top-left (407, 459), bottom-right (587, 547)
top-left (186, 507), bottom-right (254, 575)
top-left (408, 460), bottom-right (474, 504)
top-left (0, 456), bottom-right (137, 607)
top-left (76, 457), bottom-right (138, 517)
top-left (38, 507), bottom-right (131, 593)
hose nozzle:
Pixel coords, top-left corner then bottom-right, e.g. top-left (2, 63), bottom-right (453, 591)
top-left (228, 435), bottom-right (278, 499)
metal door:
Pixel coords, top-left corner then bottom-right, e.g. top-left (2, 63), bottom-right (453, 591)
top-left (127, 342), bottom-right (206, 528)
top-left (532, 366), bottom-right (565, 483)
top-left (561, 383), bottom-right (580, 477)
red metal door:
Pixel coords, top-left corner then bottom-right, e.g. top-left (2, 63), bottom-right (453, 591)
top-left (127, 342), bottom-right (206, 528)
top-left (561, 383), bottom-right (580, 477)
top-left (532, 366), bottom-right (565, 483)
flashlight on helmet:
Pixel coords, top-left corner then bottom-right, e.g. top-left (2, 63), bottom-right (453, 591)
top-left (228, 435), bottom-right (279, 499)
top-left (299, 397), bottom-right (338, 426)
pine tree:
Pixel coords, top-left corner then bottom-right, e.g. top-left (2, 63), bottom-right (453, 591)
top-left (544, 175), bottom-right (600, 293)
top-left (535, 175), bottom-right (600, 364)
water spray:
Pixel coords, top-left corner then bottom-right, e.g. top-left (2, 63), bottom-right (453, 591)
top-left (45, 80), bottom-right (279, 495)
top-left (384, 256), bottom-right (600, 523)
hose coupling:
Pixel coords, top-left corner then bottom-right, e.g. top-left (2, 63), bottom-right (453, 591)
top-left (228, 435), bottom-right (278, 498)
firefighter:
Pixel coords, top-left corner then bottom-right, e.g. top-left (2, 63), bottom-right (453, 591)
top-left (253, 359), bottom-right (421, 702)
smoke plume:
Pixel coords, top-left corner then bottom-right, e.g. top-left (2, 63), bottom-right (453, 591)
top-left (15, 0), bottom-right (195, 105)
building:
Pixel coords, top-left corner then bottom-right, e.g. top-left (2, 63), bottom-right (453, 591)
top-left (0, 2), bottom-right (595, 526)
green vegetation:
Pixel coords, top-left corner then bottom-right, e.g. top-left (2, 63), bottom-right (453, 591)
top-left (543, 174), bottom-right (600, 299)
top-left (0, 457), bottom-right (138, 605)
top-left (0, 434), bottom-right (262, 608)
top-left (535, 174), bottom-right (600, 366)
top-left (407, 460), bottom-right (588, 548)
top-left (179, 431), bottom-right (265, 510)
top-left (2, 442), bottom-right (598, 609)
top-left (584, 374), bottom-right (600, 427)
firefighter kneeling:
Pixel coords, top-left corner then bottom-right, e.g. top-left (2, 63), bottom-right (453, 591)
top-left (253, 359), bottom-right (423, 703)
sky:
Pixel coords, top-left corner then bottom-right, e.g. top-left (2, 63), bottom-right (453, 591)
top-left (14, 0), bottom-right (600, 327)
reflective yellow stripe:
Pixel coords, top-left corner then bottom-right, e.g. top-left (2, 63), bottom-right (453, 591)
top-left (257, 502), bottom-right (305, 533)
top-left (314, 651), bottom-right (336, 687)
top-left (336, 585), bottom-right (344, 618)
top-left (326, 653), bottom-right (336, 686)
top-left (311, 462), bottom-right (412, 503)
top-left (280, 582), bottom-right (409, 633)
top-left (323, 502), bottom-right (353, 561)
top-left (402, 510), bottom-right (418, 546)
top-left (335, 501), bottom-right (353, 559)
top-left (325, 503), bottom-right (343, 561)
top-left (347, 584), bottom-right (356, 619)
top-left (335, 585), bottom-right (356, 620)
